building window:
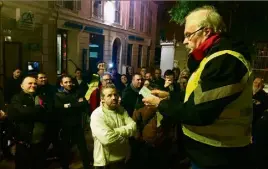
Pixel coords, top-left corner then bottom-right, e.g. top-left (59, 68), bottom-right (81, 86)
top-left (146, 46), bottom-right (150, 67)
top-left (93, 0), bottom-right (102, 18)
top-left (148, 10), bottom-right (152, 34)
top-left (127, 44), bottom-right (133, 66)
top-left (140, 2), bottom-right (145, 32)
top-left (57, 30), bottom-right (68, 75)
top-left (129, 0), bottom-right (135, 29)
top-left (115, 0), bottom-right (120, 23)
top-left (56, 0), bottom-right (81, 11)
top-left (63, 1), bottom-right (74, 10)
top-left (138, 45), bottom-right (142, 68)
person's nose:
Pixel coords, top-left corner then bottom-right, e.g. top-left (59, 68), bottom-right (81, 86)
top-left (183, 38), bottom-right (188, 45)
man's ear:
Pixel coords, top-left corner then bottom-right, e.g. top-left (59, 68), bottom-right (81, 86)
top-left (204, 27), bottom-right (213, 37)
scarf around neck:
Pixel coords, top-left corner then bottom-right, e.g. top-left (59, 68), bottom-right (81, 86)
top-left (187, 34), bottom-right (220, 73)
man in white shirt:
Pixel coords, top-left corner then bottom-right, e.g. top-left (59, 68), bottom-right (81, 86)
top-left (90, 84), bottom-right (136, 169)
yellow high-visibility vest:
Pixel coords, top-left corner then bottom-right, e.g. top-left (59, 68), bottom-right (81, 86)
top-left (85, 74), bottom-right (100, 100)
top-left (182, 50), bottom-right (253, 147)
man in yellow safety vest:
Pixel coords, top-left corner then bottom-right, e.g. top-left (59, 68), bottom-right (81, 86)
top-left (143, 5), bottom-right (253, 169)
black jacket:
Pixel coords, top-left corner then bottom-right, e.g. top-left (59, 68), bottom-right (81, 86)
top-left (158, 36), bottom-right (253, 168)
top-left (36, 84), bottom-right (56, 109)
top-left (0, 87), bottom-right (4, 110)
top-left (163, 83), bottom-right (181, 103)
top-left (55, 90), bottom-right (88, 127)
top-left (253, 89), bottom-right (268, 124)
top-left (254, 110), bottom-right (268, 169)
top-left (8, 92), bottom-right (46, 143)
top-left (152, 78), bottom-right (165, 90)
top-left (72, 78), bottom-right (88, 97)
top-left (121, 84), bottom-right (143, 117)
top-left (4, 77), bottom-right (22, 103)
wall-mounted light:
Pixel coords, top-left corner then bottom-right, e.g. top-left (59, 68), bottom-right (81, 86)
top-left (109, 63), bottom-right (113, 68)
top-left (4, 36), bottom-right (11, 42)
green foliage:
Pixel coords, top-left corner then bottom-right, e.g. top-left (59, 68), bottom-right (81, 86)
top-left (169, 1), bottom-right (217, 25)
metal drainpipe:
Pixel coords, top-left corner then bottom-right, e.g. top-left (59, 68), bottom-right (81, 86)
top-left (0, 1), bottom-right (3, 85)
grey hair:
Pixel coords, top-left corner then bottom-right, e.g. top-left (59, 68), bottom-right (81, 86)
top-left (186, 5), bottom-right (227, 34)
top-left (100, 72), bottom-right (112, 81)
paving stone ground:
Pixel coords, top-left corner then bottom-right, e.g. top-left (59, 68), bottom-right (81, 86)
top-left (0, 129), bottom-right (190, 169)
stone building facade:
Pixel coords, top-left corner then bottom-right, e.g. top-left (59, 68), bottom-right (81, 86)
top-left (0, 0), bottom-right (158, 84)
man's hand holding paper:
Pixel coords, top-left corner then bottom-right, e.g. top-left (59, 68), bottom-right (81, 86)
top-left (141, 87), bottom-right (170, 107)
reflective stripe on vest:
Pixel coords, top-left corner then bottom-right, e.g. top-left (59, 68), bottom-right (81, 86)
top-left (85, 74), bottom-right (99, 100)
top-left (182, 50), bottom-right (253, 147)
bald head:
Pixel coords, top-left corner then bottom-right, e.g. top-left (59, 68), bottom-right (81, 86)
top-left (253, 77), bottom-right (264, 94)
top-left (21, 76), bottom-right (37, 94)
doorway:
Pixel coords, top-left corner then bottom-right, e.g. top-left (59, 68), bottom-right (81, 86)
top-left (112, 38), bottom-right (121, 70)
top-left (57, 29), bottom-right (68, 75)
top-left (89, 33), bottom-right (104, 73)
top-left (3, 42), bottom-right (22, 79)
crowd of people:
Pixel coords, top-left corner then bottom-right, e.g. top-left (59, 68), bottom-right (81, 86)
top-left (0, 61), bottom-right (190, 169)
top-left (1, 5), bottom-right (268, 169)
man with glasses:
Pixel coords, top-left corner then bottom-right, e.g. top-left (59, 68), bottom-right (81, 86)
top-left (89, 73), bottom-right (113, 113)
top-left (143, 5), bottom-right (253, 169)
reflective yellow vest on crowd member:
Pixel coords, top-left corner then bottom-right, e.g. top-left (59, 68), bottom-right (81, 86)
top-left (182, 50), bottom-right (253, 148)
top-left (85, 74), bottom-right (100, 100)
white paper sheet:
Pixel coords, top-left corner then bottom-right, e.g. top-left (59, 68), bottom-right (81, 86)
top-left (139, 86), bottom-right (157, 98)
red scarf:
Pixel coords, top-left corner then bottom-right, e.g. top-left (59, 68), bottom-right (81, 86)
top-left (191, 34), bottom-right (220, 61)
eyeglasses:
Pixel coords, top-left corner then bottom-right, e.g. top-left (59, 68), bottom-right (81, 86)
top-left (184, 27), bottom-right (204, 40)
top-left (103, 79), bottom-right (111, 82)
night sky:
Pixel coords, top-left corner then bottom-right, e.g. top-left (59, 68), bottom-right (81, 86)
top-left (157, 1), bottom-right (268, 44)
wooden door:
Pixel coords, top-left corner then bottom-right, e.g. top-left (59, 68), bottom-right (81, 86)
top-left (4, 42), bottom-right (22, 78)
